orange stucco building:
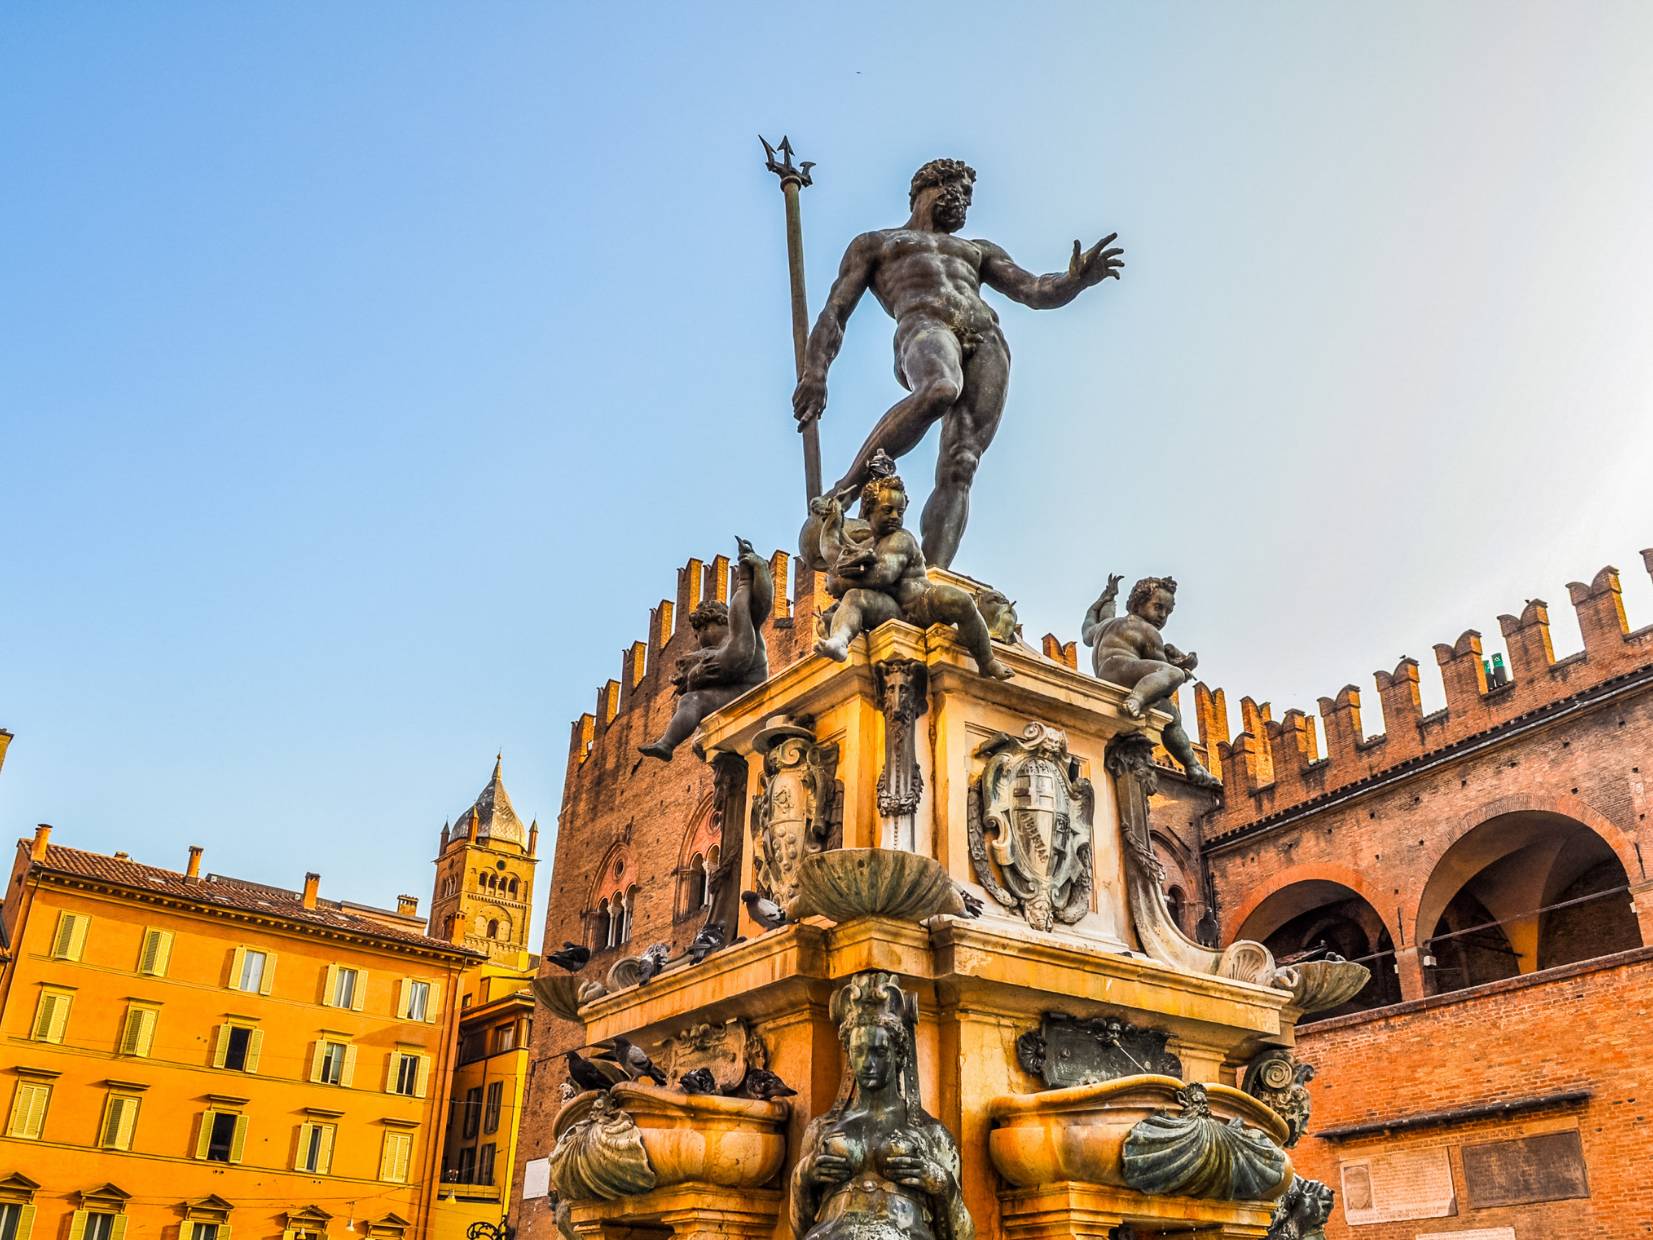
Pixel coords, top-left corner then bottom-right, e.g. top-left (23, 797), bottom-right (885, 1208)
top-left (0, 824), bottom-right (479, 1240)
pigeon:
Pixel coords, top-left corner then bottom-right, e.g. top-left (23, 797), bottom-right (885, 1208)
top-left (678, 1067), bottom-right (719, 1095)
top-left (955, 886), bottom-right (984, 918)
top-left (743, 890), bottom-right (789, 931)
top-left (686, 920), bottom-right (727, 964)
top-left (736, 1066), bottom-right (797, 1100)
top-left (548, 941), bottom-right (592, 973)
top-left (635, 942), bottom-right (671, 985)
top-left (606, 1035), bottom-right (667, 1085)
top-left (565, 1049), bottom-right (618, 1093)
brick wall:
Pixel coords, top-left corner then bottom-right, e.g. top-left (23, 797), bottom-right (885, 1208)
top-left (1291, 948), bottom-right (1653, 1239)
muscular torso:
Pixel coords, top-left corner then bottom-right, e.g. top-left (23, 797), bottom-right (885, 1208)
top-left (866, 230), bottom-right (1001, 337)
top-left (1095, 615), bottom-right (1167, 664)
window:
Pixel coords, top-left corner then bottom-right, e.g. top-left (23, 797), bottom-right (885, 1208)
top-left (458, 1029), bottom-right (485, 1064)
top-left (29, 989), bottom-right (72, 1043)
top-left (49, 912), bottom-right (90, 961)
top-left (461, 1086), bottom-right (482, 1138)
top-left (620, 886), bottom-right (636, 944)
top-left (388, 1051), bottom-right (425, 1097)
top-left (325, 964), bottom-right (366, 1011)
top-left (312, 1039), bottom-right (355, 1086)
top-left (215, 1023), bottom-right (262, 1072)
top-left (379, 1130), bottom-right (413, 1183)
top-left (456, 1145), bottom-right (477, 1183)
top-left (4, 1081), bottom-right (51, 1140)
top-left (118, 1004), bottom-right (158, 1058)
top-left (77, 1214), bottom-right (117, 1240)
top-left (229, 946), bottom-right (275, 994)
top-left (0, 1201), bottom-right (36, 1240)
top-left (477, 1142), bottom-right (496, 1185)
top-left (189, 1225), bottom-right (220, 1240)
top-left (492, 1022), bottom-right (517, 1054)
top-left (195, 1110), bottom-right (247, 1163)
top-left (295, 1120), bottom-right (336, 1174)
top-left (399, 979), bottom-right (432, 1022)
top-left (137, 927), bottom-right (173, 977)
top-left (98, 1093), bottom-right (140, 1151)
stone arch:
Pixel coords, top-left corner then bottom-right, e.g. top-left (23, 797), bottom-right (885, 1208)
top-left (1233, 873), bottom-right (1403, 1015)
top-left (1225, 860), bottom-right (1401, 947)
top-left (587, 841), bottom-right (637, 950)
top-left (675, 793), bottom-right (720, 919)
top-left (1413, 798), bottom-right (1642, 993)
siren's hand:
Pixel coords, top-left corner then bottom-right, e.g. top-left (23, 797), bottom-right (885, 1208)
top-left (1069, 234), bottom-right (1124, 288)
top-left (810, 1153), bottom-right (853, 1185)
top-left (794, 372), bottom-right (828, 425)
top-left (885, 1153), bottom-right (951, 1197)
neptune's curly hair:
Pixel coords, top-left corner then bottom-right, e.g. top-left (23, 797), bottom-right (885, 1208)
top-left (909, 157), bottom-right (976, 208)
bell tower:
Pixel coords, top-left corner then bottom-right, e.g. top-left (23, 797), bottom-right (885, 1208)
top-left (428, 755), bottom-right (539, 963)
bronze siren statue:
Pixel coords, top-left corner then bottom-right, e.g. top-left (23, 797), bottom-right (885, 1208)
top-left (793, 158), bottom-right (1123, 569)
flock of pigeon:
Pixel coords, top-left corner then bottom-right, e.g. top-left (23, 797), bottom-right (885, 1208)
top-left (546, 899), bottom-right (799, 1101)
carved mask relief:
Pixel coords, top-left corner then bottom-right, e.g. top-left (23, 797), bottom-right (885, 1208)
top-left (967, 722), bottom-right (1094, 930)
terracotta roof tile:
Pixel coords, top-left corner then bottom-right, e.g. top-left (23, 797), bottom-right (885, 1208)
top-left (35, 844), bottom-right (471, 956)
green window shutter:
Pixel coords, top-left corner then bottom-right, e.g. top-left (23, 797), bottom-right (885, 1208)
top-left (118, 1007), bottom-right (142, 1056)
top-left (55, 912), bottom-right (90, 961)
top-left (246, 1028), bottom-right (265, 1073)
top-left (351, 970), bottom-right (369, 1012)
top-left (67, 1212), bottom-right (88, 1240)
top-left (341, 1044), bottom-right (358, 1088)
top-left (136, 1008), bottom-right (157, 1057)
top-left (318, 1124), bottom-right (336, 1173)
top-left (139, 928), bottom-right (173, 976)
top-left (194, 1112), bottom-right (213, 1160)
top-left (229, 1114), bottom-right (248, 1163)
top-left (260, 952), bottom-right (277, 995)
top-left (414, 1054), bottom-right (429, 1098)
top-left (212, 1024), bottom-right (230, 1069)
top-left (6, 1082), bottom-right (49, 1138)
top-left (425, 978), bottom-right (441, 1023)
top-left (308, 1041), bottom-right (323, 1083)
top-left (229, 946), bottom-right (246, 989)
top-left (383, 1052), bottom-right (397, 1093)
top-left (323, 963), bottom-right (339, 1006)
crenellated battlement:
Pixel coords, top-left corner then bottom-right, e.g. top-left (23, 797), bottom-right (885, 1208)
top-left (564, 548), bottom-right (817, 779)
top-left (1201, 548), bottom-right (1653, 837)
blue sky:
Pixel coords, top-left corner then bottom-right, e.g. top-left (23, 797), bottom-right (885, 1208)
top-left (5, 4), bottom-right (1652, 934)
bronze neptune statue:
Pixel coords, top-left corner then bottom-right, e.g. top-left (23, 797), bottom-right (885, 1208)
top-left (793, 158), bottom-right (1124, 569)
top-left (790, 971), bottom-right (973, 1240)
top-left (1083, 574), bottom-right (1220, 788)
top-left (638, 538), bottom-right (772, 761)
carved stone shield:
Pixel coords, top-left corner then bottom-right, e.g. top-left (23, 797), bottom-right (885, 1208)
top-left (749, 719), bottom-right (840, 913)
top-left (968, 722), bottom-right (1094, 931)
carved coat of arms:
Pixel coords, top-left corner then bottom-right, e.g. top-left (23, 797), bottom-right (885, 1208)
top-left (967, 722), bottom-right (1094, 930)
top-left (749, 717), bottom-right (840, 911)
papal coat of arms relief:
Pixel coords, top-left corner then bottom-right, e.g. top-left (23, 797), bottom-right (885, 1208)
top-left (967, 721), bottom-right (1095, 930)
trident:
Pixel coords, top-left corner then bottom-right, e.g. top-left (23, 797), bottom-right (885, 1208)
top-left (760, 134), bottom-right (821, 502)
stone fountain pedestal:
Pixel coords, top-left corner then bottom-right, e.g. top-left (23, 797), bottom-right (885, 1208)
top-left (546, 593), bottom-right (1360, 1238)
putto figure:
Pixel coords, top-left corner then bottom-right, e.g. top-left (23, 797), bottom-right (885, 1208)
top-left (1083, 574), bottom-right (1220, 789)
top-left (790, 971), bottom-right (974, 1240)
top-left (809, 453), bottom-right (1012, 681)
top-left (793, 157), bottom-right (1124, 569)
top-left (638, 538), bottom-right (773, 762)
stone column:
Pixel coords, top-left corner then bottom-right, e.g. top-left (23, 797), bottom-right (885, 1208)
top-left (1393, 943), bottom-right (1428, 1001)
top-left (873, 657), bottom-right (927, 851)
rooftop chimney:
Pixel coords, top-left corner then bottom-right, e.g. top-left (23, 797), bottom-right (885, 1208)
top-left (30, 824), bottom-right (51, 861)
top-left (396, 894), bottom-right (419, 917)
top-left (302, 872), bottom-right (320, 910)
top-left (447, 913), bottom-right (467, 946)
top-left (186, 845), bottom-right (204, 879)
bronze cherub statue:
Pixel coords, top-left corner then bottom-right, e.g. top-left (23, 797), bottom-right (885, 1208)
top-left (1083, 574), bottom-right (1220, 789)
top-left (806, 452), bottom-right (1011, 680)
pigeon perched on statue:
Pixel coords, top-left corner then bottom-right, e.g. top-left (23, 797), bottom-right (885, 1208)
top-left (565, 1049), bottom-right (621, 1093)
top-left (743, 890), bottom-right (789, 930)
top-left (635, 942), bottom-right (671, 985)
top-left (736, 1066), bottom-right (798, 1099)
top-left (686, 920), bottom-right (726, 964)
top-left (548, 941), bottom-right (592, 973)
top-left (678, 1067), bottom-right (719, 1095)
top-left (605, 1035), bottom-right (667, 1085)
